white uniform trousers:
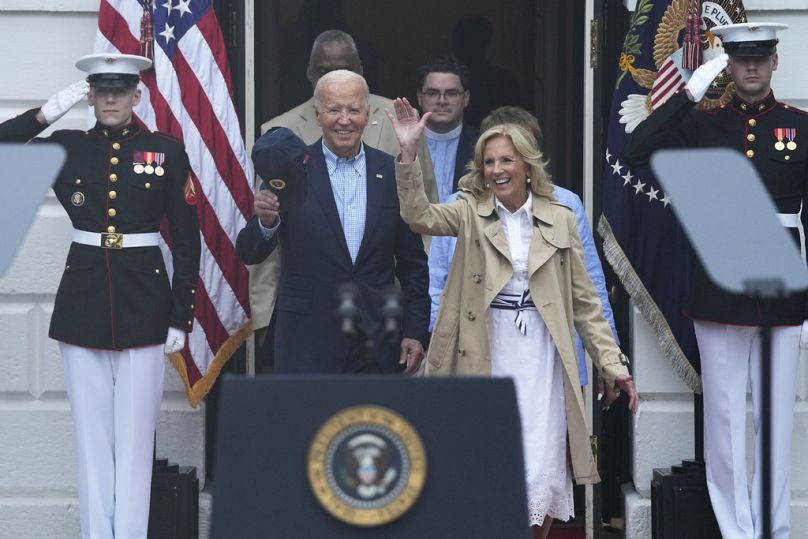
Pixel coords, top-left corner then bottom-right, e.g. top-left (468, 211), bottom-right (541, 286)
top-left (694, 321), bottom-right (800, 539)
top-left (60, 342), bottom-right (165, 539)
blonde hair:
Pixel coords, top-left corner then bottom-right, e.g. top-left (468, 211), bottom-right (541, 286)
top-left (457, 124), bottom-right (553, 200)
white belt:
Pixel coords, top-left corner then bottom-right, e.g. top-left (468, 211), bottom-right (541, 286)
top-left (778, 213), bottom-right (799, 228)
top-left (72, 229), bottom-right (160, 249)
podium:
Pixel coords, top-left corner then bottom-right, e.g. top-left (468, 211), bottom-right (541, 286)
top-left (210, 375), bottom-right (529, 538)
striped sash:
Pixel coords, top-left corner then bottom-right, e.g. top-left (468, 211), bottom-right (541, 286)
top-left (490, 289), bottom-right (536, 335)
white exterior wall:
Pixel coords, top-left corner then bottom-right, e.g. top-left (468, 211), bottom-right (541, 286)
top-left (621, 2), bottom-right (808, 537)
top-left (0, 3), bottom-right (206, 538)
top-left (2, 2), bottom-right (806, 538)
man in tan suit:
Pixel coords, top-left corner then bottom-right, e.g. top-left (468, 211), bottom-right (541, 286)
top-left (252, 30), bottom-right (435, 367)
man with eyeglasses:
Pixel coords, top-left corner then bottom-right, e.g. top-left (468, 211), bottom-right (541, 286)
top-left (415, 54), bottom-right (479, 204)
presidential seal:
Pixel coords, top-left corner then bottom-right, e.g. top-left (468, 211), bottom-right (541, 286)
top-left (307, 405), bottom-right (427, 527)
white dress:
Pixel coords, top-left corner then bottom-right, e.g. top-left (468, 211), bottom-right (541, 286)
top-left (489, 195), bottom-right (575, 527)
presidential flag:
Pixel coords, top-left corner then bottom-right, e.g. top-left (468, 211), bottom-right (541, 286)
top-left (598, 0), bottom-right (746, 391)
top-left (94, 0), bottom-right (253, 406)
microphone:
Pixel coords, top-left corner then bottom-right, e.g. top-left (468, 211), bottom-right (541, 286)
top-left (337, 282), bottom-right (361, 339)
top-left (379, 286), bottom-right (402, 343)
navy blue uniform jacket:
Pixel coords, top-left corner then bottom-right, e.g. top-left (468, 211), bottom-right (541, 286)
top-left (623, 91), bottom-right (808, 326)
top-left (0, 108), bottom-right (201, 349)
top-left (236, 140), bottom-right (429, 373)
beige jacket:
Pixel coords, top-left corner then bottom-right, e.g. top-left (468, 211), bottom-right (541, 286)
top-left (395, 159), bottom-right (630, 484)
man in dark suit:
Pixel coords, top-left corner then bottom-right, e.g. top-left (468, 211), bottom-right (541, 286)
top-left (415, 54), bottom-right (479, 203)
top-left (237, 70), bottom-right (429, 374)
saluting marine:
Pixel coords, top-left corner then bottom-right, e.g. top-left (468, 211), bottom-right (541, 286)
top-left (623, 23), bottom-right (807, 539)
top-left (0, 53), bottom-right (200, 539)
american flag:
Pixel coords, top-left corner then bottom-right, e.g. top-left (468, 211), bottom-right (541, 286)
top-left (599, 0), bottom-right (746, 392)
top-left (94, 0), bottom-right (253, 406)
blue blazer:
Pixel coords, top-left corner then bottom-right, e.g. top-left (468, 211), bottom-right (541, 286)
top-left (237, 141), bottom-right (429, 373)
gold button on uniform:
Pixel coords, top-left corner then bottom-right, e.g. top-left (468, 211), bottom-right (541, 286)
top-left (155, 268), bottom-right (161, 274)
top-left (108, 208), bottom-right (117, 217)
top-left (145, 182), bottom-right (151, 189)
top-left (109, 173), bottom-right (117, 182)
top-left (109, 191), bottom-right (117, 199)
top-left (110, 157), bottom-right (119, 165)
top-left (112, 142), bottom-right (121, 150)
top-left (107, 226), bottom-right (116, 233)
top-left (748, 119), bottom-right (756, 127)
top-left (785, 155), bottom-right (791, 161)
top-left (746, 150), bottom-right (755, 158)
top-left (747, 134), bottom-right (755, 142)
top-left (74, 178), bottom-right (81, 185)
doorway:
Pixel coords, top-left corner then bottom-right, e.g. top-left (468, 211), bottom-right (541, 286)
top-left (211, 1), bottom-right (611, 535)
top-left (253, 0), bottom-right (584, 195)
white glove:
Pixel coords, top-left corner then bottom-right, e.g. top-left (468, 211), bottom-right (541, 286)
top-left (40, 80), bottom-right (90, 124)
top-left (685, 53), bottom-right (728, 102)
top-left (800, 321), bottom-right (808, 350)
top-left (164, 327), bottom-right (187, 355)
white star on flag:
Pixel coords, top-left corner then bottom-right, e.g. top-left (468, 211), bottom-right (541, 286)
top-left (161, 0), bottom-right (173, 15)
top-left (176, 0), bottom-right (192, 17)
top-left (661, 193), bottom-right (672, 207)
top-left (159, 22), bottom-right (176, 43)
top-left (605, 149), bottom-right (612, 162)
top-left (622, 171), bottom-right (634, 186)
top-left (646, 187), bottom-right (659, 202)
top-left (611, 159), bottom-right (623, 175)
top-left (633, 180), bottom-right (646, 194)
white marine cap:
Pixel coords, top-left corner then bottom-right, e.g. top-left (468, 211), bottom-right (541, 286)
top-left (75, 53), bottom-right (152, 87)
top-left (711, 22), bottom-right (788, 57)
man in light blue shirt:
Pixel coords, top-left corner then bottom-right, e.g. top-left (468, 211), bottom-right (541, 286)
top-left (237, 70), bottom-right (429, 374)
top-left (416, 54), bottom-right (478, 203)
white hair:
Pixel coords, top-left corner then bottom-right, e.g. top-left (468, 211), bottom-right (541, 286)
top-left (313, 69), bottom-right (370, 107)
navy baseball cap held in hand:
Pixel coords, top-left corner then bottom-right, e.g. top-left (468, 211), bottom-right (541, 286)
top-left (252, 127), bottom-right (309, 209)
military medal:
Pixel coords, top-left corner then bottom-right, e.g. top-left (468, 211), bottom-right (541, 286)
top-left (154, 152), bottom-right (165, 176)
top-left (774, 128), bottom-right (785, 151)
top-left (786, 128), bottom-right (797, 151)
top-left (144, 151), bottom-right (155, 175)
top-left (133, 151), bottom-right (146, 174)
top-left (71, 192), bottom-right (85, 206)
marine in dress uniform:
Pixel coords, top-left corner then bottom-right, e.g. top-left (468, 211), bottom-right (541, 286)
top-left (0, 54), bottom-right (200, 539)
top-left (623, 23), bottom-right (805, 539)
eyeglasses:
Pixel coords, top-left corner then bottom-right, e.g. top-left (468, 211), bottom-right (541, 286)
top-left (419, 89), bottom-right (465, 101)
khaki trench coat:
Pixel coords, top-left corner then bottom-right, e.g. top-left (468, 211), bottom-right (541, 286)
top-left (396, 159), bottom-right (631, 484)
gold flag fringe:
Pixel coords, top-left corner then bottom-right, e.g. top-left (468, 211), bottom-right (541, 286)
top-left (169, 320), bottom-right (254, 408)
top-left (597, 215), bottom-right (702, 393)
